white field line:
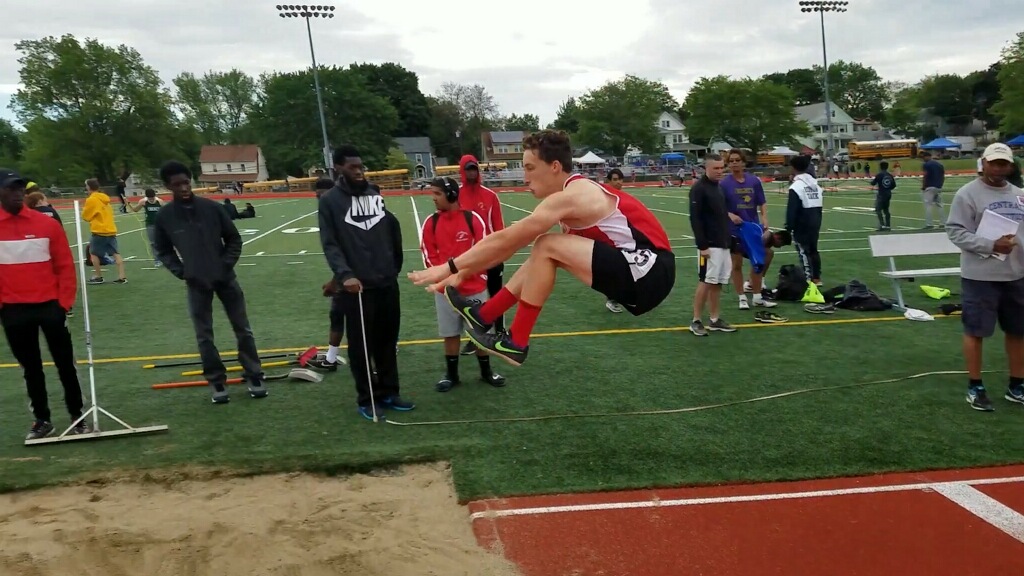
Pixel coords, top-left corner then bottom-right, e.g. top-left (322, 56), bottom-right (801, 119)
top-left (469, 476), bottom-right (1024, 522)
top-left (242, 209), bottom-right (318, 245)
top-left (932, 483), bottom-right (1024, 543)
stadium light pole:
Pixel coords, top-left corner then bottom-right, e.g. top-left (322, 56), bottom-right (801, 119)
top-left (278, 4), bottom-right (335, 177)
top-left (799, 0), bottom-right (848, 160)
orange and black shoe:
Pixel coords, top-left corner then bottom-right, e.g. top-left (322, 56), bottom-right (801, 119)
top-left (466, 326), bottom-right (528, 367)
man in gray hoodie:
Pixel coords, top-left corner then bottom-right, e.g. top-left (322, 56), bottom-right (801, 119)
top-left (945, 143), bottom-right (1024, 412)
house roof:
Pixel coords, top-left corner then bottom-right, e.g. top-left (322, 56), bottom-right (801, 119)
top-left (394, 137), bottom-right (432, 154)
top-left (490, 131), bottom-right (525, 144)
top-left (200, 145), bottom-right (260, 163)
top-left (794, 101), bottom-right (847, 125)
top-left (659, 111), bottom-right (684, 127)
top-left (197, 172), bottom-right (259, 183)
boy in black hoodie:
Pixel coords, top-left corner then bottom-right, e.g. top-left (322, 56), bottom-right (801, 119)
top-left (318, 145), bottom-right (410, 421)
top-left (152, 161), bottom-right (267, 404)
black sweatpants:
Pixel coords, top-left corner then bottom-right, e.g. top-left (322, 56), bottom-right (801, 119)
top-left (875, 193), bottom-right (892, 228)
top-left (486, 263), bottom-right (505, 331)
top-left (0, 301), bottom-right (84, 422)
top-left (186, 278), bottom-right (263, 388)
top-left (794, 233), bottom-right (822, 281)
top-left (337, 281), bottom-right (401, 406)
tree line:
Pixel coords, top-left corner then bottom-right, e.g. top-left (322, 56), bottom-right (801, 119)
top-left (2, 31), bottom-right (1023, 186)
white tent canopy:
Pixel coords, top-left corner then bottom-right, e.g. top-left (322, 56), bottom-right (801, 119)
top-left (768, 146), bottom-right (799, 156)
top-left (574, 151), bottom-right (606, 164)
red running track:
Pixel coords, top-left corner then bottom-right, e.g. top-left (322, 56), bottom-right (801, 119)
top-left (470, 465), bottom-right (1024, 576)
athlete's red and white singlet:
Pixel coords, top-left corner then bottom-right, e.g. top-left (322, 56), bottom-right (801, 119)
top-left (559, 173), bottom-right (672, 281)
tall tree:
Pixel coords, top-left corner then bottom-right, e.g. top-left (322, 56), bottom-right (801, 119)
top-left (811, 60), bottom-right (888, 119)
top-left (882, 84), bottom-right (925, 138)
top-left (349, 62), bottom-right (431, 137)
top-left (10, 34), bottom-right (180, 184)
top-left (575, 74), bottom-right (679, 156)
top-left (0, 119), bottom-right (23, 168)
top-left (683, 76), bottom-right (810, 154)
top-left (499, 113), bottom-right (540, 132)
top-left (992, 31), bottom-right (1024, 136)
top-left (433, 82), bottom-right (501, 161)
top-left (425, 96), bottom-right (463, 163)
top-left (172, 69), bottom-right (257, 145)
top-left (548, 97), bottom-right (581, 134)
top-left (762, 68), bottom-right (822, 106)
top-left (916, 73), bottom-right (975, 133)
top-left (249, 66), bottom-right (398, 178)
top-left (966, 63), bottom-right (1002, 130)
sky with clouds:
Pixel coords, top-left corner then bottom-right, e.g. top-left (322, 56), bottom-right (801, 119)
top-left (3, 0), bottom-right (1024, 129)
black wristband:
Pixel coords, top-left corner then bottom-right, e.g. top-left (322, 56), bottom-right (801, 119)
top-left (447, 257), bottom-right (458, 274)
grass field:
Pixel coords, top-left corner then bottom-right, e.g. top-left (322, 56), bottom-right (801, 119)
top-left (2, 174), bottom-right (1023, 502)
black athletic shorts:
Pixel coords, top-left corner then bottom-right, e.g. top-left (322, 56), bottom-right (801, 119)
top-left (590, 242), bottom-right (675, 316)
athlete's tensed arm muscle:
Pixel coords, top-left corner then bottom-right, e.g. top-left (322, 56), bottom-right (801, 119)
top-left (451, 191), bottom-right (573, 275)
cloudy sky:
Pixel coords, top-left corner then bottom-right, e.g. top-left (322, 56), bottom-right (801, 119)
top-left (3, 0), bottom-right (1023, 128)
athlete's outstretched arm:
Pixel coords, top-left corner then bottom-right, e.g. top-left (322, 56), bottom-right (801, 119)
top-left (451, 192), bottom-right (572, 275)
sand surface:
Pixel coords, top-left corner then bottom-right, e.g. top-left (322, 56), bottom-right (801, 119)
top-left (0, 462), bottom-right (521, 576)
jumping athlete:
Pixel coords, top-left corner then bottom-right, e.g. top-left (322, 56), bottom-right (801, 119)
top-left (408, 130), bottom-right (675, 366)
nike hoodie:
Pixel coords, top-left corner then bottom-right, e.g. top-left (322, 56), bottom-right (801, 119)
top-left (458, 154), bottom-right (504, 235)
top-left (318, 178), bottom-right (403, 289)
top-left (785, 173), bottom-right (824, 243)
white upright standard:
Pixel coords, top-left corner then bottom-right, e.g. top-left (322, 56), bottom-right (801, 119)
top-left (25, 200), bottom-right (170, 446)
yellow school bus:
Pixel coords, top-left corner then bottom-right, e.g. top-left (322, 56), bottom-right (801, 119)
top-left (848, 139), bottom-right (918, 160)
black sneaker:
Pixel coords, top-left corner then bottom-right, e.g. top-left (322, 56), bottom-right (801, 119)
top-left (87, 277), bottom-right (104, 284)
top-left (460, 341), bottom-right (478, 356)
top-left (70, 418), bottom-right (94, 435)
top-left (358, 403), bottom-right (386, 421)
top-left (26, 420), bottom-right (54, 440)
top-left (435, 376), bottom-right (459, 393)
top-left (382, 396), bottom-right (415, 411)
top-left (967, 386), bottom-right (994, 412)
top-left (113, 277), bottom-right (127, 284)
top-left (310, 358), bottom-right (338, 371)
top-left (444, 286), bottom-right (491, 331)
top-left (467, 326), bottom-right (528, 366)
top-left (210, 383), bottom-right (230, 404)
top-left (754, 311), bottom-right (788, 324)
top-left (482, 372), bottom-right (506, 387)
top-left (247, 378), bottom-right (268, 399)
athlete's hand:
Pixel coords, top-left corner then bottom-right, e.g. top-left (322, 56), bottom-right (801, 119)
top-left (408, 264), bottom-right (460, 293)
top-left (993, 234), bottom-right (1017, 255)
top-left (699, 249), bottom-right (710, 257)
top-left (342, 278), bottom-right (363, 293)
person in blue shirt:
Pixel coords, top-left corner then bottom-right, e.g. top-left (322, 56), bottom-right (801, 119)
top-left (920, 151), bottom-right (946, 228)
top-left (870, 161), bottom-right (897, 231)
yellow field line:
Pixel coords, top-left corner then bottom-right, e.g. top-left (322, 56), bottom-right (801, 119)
top-left (0, 314), bottom-right (949, 369)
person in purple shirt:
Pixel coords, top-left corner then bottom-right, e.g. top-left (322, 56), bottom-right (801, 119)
top-left (720, 149), bottom-right (775, 310)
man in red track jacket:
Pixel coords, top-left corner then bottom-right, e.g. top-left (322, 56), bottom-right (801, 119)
top-left (0, 168), bottom-right (90, 441)
top-left (457, 154), bottom-right (507, 354)
top-left (420, 176), bottom-right (505, 392)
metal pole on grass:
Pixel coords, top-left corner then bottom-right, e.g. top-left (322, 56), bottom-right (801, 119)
top-left (798, 1), bottom-right (849, 161)
top-left (278, 4), bottom-right (336, 178)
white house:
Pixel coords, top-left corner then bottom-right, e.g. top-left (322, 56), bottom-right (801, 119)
top-left (198, 145), bottom-right (269, 186)
top-left (794, 101), bottom-right (856, 153)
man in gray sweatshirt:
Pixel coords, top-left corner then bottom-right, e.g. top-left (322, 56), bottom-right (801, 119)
top-left (945, 143), bottom-right (1024, 412)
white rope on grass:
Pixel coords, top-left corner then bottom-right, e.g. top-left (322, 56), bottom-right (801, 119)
top-left (384, 369), bottom-right (1002, 427)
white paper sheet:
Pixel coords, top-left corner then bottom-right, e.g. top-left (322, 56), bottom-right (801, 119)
top-left (977, 209), bottom-right (1020, 261)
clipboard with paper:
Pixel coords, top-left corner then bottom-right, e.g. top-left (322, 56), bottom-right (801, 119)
top-left (977, 209), bottom-right (1020, 261)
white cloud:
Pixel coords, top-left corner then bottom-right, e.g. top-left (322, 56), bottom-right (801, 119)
top-left (2, 0), bottom-right (1023, 128)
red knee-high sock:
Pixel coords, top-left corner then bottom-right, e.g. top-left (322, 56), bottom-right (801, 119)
top-left (480, 287), bottom-right (517, 323)
top-left (509, 301), bottom-right (542, 348)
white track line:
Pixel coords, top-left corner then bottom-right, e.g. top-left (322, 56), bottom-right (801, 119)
top-left (469, 475), bottom-right (1024, 521)
top-left (242, 209), bottom-right (318, 245)
top-left (410, 196), bottom-right (424, 245)
top-left (932, 483), bottom-right (1024, 543)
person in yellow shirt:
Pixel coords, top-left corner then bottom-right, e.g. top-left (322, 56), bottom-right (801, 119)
top-left (81, 178), bottom-right (126, 284)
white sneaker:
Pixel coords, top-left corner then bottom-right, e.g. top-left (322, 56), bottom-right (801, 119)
top-left (605, 300), bottom-right (624, 313)
top-left (743, 281), bottom-right (752, 293)
top-left (738, 297), bottom-right (750, 310)
top-left (753, 298), bottom-right (778, 308)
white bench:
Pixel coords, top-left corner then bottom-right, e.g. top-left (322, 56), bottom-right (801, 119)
top-left (868, 232), bottom-right (961, 310)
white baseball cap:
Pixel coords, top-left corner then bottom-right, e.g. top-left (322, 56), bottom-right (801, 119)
top-left (982, 143), bottom-right (1014, 163)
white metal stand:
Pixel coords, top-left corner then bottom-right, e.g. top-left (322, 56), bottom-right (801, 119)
top-left (25, 200), bottom-right (169, 446)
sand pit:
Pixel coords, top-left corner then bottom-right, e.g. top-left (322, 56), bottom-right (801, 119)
top-left (0, 462), bottom-right (521, 576)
